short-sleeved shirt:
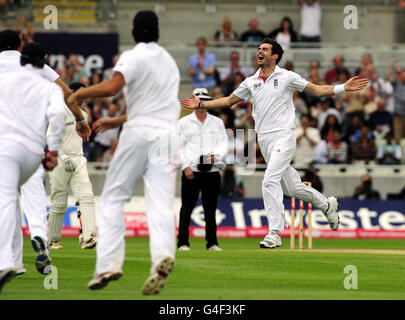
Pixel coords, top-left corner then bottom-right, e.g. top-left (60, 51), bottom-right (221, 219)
top-left (0, 50), bottom-right (59, 81)
top-left (188, 52), bottom-right (217, 89)
top-left (233, 66), bottom-right (308, 135)
top-left (113, 42), bottom-right (181, 128)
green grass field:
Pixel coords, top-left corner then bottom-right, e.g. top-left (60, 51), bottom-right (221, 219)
top-left (1, 237), bottom-right (405, 300)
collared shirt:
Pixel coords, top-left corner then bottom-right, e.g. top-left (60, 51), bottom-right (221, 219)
top-left (0, 65), bottom-right (66, 155)
top-left (178, 112), bottom-right (228, 172)
top-left (113, 42), bottom-right (181, 129)
top-left (0, 50), bottom-right (59, 81)
top-left (188, 52), bottom-right (217, 89)
top-left (233, 66), bottom-right (309, 135)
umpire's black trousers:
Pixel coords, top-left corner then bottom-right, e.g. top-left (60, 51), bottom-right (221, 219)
top-left (177, 171), bottom-right (221, 249)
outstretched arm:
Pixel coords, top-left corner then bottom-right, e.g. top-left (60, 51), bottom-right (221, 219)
top-left (304, 76), bottom-right (368, 97)
top-left (181, 93), bottom-right (242, 110)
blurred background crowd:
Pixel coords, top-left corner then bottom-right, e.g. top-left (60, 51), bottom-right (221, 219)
top-left (3, 0), bottom-right (405, 199)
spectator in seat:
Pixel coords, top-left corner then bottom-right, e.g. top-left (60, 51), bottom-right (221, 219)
top-left (324, 55), bottom-right (351, 84)
top-left (351, 125), bottom-right (376, 164)
top-left (91, 103), bottom-right (120, 162)
top-left (353, 175), bottom-right (380, 200)
top-left (390, 67), bottom-right (405, 143)
top-left (188, 37), bottom-right (217, 89)
top-left (220, 52), bottom-right (251, 95)
top-left (369, 98), bottom-right (393, 140)
top-left (363, 87), bottom-right (378, 121)
top-left (294, 114), bottom-right (321, 167)
top-left (214, 17), bottom-right (238, 42)
top-left (320, 114), bottom-right (341, 143)
top-left (326, 130), bottom-right (348, 164)
top-left (366, 64), bottom-right (393, 103)
top-left (220, 165), bottom-right (245, 198)
top-left (299, 0), bottom-right (322, 43)
top-left (377, 131), bottom-right (402, 165)
top-left (268, 16), bottom-right (298, 51)
top-left (355, 53), bottom-right (373, 76)
top-left (240, 17), bottom-right (266, 44)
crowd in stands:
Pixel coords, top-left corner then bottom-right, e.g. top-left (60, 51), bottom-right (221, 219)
top-left (7, 9), bottom-right (405, 171)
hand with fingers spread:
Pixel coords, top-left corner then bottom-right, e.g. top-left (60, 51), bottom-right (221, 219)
top-left (181, 94), bottom-right (201, 110)
top-left (344, 76), bottom-right (369, 92)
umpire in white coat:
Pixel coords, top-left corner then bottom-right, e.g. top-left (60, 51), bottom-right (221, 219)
top-left (177, 88), bottom-right (228, 251)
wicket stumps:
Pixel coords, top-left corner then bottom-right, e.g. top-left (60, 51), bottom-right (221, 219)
top-left (290, 182), bottom-right (312, 250)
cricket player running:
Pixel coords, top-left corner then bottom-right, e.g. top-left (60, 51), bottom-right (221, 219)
top-left (0, 29), bottom-right (91, 276)
top-left (48, 82), bottom-right (97, 250)
top-left (69, 11), bottom-right (180, 294)
top-left (0, 42), bottom-right (66, 291)
top-left (182, 38), bottom-right (368, 249)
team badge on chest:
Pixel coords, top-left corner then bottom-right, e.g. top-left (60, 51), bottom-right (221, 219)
top-left (253, 82), bottom-right (262, 90)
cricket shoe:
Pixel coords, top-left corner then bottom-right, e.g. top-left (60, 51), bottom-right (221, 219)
top-left (0, 268), bottom-right (17, 293)
top-left (324, 196), bottom-right (340, 231)
top-left (31, 236), bottom-right (52, 274)
top-left (50, 241), bottom-right (63, 250)
top-left (178, 245), bottom-right (190, 251)
top-left (16, 267), bottom-right (27, 276)
top-left (81, 236), bottom-right (97, 250)
top-left (259, 232), bottom-right (282, 249)
top-left (142, 256), bottom-right (175, 295)
top-left (207, 245), bottom-right (223, 251)
top-left (87, 271), bottom-right (123, 290)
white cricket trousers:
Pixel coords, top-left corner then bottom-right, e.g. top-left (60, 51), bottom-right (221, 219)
top-left (0, 140), bottom-right (42, 270)
top-left (258, 129), bottom-right (328, 233)
top-left (12, 165), bottom-right (47, 269)
top-left (95, 126), bottom-right (178, 276)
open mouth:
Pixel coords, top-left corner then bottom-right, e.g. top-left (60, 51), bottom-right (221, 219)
top-left (258, 55), bottom-right (264, 63)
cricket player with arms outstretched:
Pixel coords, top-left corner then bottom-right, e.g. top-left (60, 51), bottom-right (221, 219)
top-left (182, 38), bottom-right (368, 249)
top-left (0, 29), bottom-right (91, 276)
top-left (48, 82), bottom-right (97, 250)
top-left (69, 11), bottom-right (180, 295)
top-left (0, 42), bottom-right (66, 291)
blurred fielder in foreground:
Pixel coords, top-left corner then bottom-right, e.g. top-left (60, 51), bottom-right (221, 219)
top-left (0, 42), bottom-right (66, 292)
top-left (0, 29), bottom-right (91, 276)
top-left (69, 11), bottom-right (180, 295)
top-left (48, 82), bottom-right (97, 250)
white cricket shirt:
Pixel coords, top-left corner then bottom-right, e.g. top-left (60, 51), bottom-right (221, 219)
top-left (300, 2), bottom-right (322, 37)
top-left (0, 50), bottom-right (59, 81)
top-left (58, 105), bottom-right (87, 156)
top-left (233, 66), bottom-right (309, 135)
top-left (113, 42), bottom-right (181, 129)
top-left (178, 112), bottom-right (228, 172)
top-left (0, 65), bottom-right (66, 155)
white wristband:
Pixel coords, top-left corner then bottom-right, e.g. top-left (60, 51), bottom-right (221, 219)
top-left (334, 84), bottom-right (346, 95)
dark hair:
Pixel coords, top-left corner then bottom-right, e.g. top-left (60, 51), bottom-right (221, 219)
top-left (260, 38), bottom-right (284, 65)
top-left (280, 16), bottom-right (294, 34)
top-left (0, 29), bottom-right (21, 51)
top-left (196, 37), bottom-right (207, 45)
top-left (20, 42), bottom-right (47, 68)
top-left (132, 11), bottom-right (159, 43)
